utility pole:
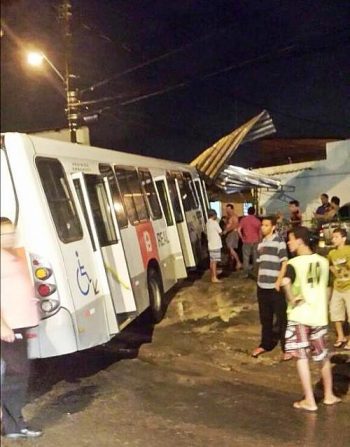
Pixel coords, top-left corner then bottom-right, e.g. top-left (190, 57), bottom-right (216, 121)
top-left (59, 0), bottom-right (79, 143)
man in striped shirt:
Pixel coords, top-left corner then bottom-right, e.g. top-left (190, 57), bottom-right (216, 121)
top-left (252, 215), bottom-right (289, 359)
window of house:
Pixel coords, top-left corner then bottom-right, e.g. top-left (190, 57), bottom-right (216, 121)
top-left (36, 157), bottom-right (83, 243)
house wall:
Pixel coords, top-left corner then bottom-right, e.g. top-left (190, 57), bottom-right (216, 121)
top-left (258, 139), bottom-right (350, 224)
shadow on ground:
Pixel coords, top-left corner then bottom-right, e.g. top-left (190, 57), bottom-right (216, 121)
top-left (28, 312), bottom-right (156, 400)
top-left (314, 353), bottom-right (350, 401)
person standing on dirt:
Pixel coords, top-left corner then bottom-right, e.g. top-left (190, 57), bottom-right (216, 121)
top-left (282, 226), bottom-right (341, 411)
top-left (1, 218), bottom-right (42, 439)
top-left (223, 204), bottom-right (242, 271)
top-left (252, 215), bottom-right (289, 359)
top-left (238, 206), bottom-right (261, 278)
top-left (206, 209), bottom-right (223, 283)
top-left (328, 228), bottom-right (350, 350)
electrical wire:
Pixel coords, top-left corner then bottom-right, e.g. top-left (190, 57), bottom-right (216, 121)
top-left (79, 2), bottom-right (285, 95)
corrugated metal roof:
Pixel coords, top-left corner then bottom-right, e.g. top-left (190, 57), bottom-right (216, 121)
top-left (190, 110), bottom-right (276, 180)
top-left (216, 165), bottom-right (280, 193)
top-left (190, 110), bottom-right (278, 192)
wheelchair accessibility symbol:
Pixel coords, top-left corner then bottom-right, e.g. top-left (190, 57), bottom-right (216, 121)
top-left (76, 251), bottom-right (99, 296)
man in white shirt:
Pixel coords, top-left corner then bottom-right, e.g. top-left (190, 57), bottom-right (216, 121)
top-left (206, 209), bottom-right (223, 283)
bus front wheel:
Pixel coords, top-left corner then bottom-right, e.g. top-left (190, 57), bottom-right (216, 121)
top-left (147, 269), bottom-right (165, 323)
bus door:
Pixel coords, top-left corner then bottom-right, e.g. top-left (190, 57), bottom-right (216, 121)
top-left (193, 178), bottom-right (208, 222)
top-left (72, 173), bottom-right (137, 329)
top-left (154, 176), bottom-right (187, 279)
top-left (202, 179), bottom-right (210, 210)
top-left (164, 175), bottom-right (197, 268)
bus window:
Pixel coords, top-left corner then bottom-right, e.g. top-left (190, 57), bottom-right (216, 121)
top-left (182, 172), bottom-right (199, 209)
top-left (73, 179), bottom-right (96, 251)
top-left (194, 180), bottom-right (207, 222)
top-left (1, 147), bottom-right (18, 225)
top-left (139, 169), bottom-right (162, 220)
top-left (168, 171), bottom-right (195, 213)
top-left (114, 167), bottom-right (149, 225)
top-left (36, 157), bottom-right (83, 243)
top-left (166, 174), bottom-right (184, 223)
top-left (99, 163), bottom-right (128, 228)
top-left (155, 180), bottom-right (174, 226)
top-left (84, 175), bottom-right (118, 246)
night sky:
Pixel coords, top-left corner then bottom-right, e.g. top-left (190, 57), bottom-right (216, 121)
top-left (1, 0), bottom-right (350, 163)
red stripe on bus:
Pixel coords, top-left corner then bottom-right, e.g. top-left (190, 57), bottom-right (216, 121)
top-left (135, 222), bottom-right (159, 268)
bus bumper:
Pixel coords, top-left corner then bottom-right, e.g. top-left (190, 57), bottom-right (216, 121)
top-left (27, 307), bottom-right (77, 359)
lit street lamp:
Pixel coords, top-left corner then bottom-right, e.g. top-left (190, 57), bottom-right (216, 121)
top-left (26, 50), bottom-right (79, 143)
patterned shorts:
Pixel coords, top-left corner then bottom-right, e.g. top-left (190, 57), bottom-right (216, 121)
top-left (284, 322), bottom-right (328, 361)
top-left (209, 249), bottom-right (221, 262)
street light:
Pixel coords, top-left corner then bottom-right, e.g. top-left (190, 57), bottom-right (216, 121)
top-left (26, 50), bottom-right (79, 143)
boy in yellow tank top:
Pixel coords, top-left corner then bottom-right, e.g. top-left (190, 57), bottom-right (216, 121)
top-left (328, 228), bottom-right (350, 349)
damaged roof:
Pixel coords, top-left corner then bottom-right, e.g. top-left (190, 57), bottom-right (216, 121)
top-left (190, 110), bottom-right (280, 193)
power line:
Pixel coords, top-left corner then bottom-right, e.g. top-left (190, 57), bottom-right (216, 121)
top-left (110, 41), bottom-right (348, 130)
top-left (120, 82), bottom-right (187, 106)
top-left (80, 2), bottom-right (285, 95)
top-left (79, 26), bottom-right (231, 95)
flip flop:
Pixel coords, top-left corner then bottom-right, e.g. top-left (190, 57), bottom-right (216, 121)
top-left (293, 400), bottom-right (317, 412)
top-left (252, 347), bottom-right (266, 358)
top-left (323, 397), bottom-right (341, 406)
top-left (333, 340), bottom-right (347, 348)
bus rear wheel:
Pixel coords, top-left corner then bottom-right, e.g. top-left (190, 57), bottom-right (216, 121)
top-left (147, 269), bottom-right (165, 323)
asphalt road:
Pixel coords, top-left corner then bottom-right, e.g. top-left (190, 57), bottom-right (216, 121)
top-left (3, 271), bottom-right (349, 446)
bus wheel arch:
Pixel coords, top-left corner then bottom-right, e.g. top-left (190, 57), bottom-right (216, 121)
top-left (147, 261), bottom-right (165, 323)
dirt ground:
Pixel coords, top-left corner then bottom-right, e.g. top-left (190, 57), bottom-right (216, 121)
top-left (3, 269), bottom-right (350, 446)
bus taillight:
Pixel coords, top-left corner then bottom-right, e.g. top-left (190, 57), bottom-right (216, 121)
top-left (30, 253), bottom-right (60, 318)
top-left (35, 267), bottom-right (52, 281)
top-left (40, 299), bottom-right (60, 314)
top-left (37, 283), bottom-right (56, 297)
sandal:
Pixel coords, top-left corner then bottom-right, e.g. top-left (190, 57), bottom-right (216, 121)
top-left (343, 343), bottom-right (350, 350)
top-left (333, 340), bottom-right (347, 348)
top-left (252, 347), bottom-right (266, 358)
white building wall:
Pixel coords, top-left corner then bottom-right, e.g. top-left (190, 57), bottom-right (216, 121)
top-left (256, 139), bottom-right (350, 223)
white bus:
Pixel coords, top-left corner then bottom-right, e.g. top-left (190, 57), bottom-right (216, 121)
top-left (1, 133), bottom-right (209, 358)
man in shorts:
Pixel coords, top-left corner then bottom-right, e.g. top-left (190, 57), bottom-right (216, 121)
top-left (223, 204), bottom-right (242, 270)
top-left (206, 209), bottom-right (223, 283)
top-left (282, 226), bottom-right (341, 411)
top-left (328, 228), bottom-right (350, 349)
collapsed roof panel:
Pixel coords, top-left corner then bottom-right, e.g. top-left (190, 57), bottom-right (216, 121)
top-left (190, 110), bottom-right (279, 193)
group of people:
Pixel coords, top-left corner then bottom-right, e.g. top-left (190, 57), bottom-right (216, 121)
top-left (253, 218), bottom-right (349, 411)
top-left (206, 203), bottom-right (349, 411)
top-left (287, 193), bottom-right (342, 229)
top-left (206, 193), bottom-right (345, 284)
top-left (1, 197), bottom-right (348, 435)
top-left (206, 204), bottom-right (262, 283)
